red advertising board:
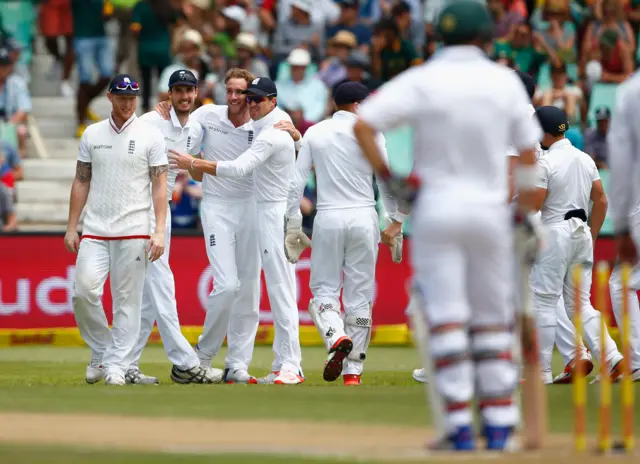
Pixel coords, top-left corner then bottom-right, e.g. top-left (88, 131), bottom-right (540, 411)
top-left (0, 234), bottom-right (620, 330)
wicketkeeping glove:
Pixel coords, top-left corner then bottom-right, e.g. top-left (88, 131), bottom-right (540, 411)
top-left (284, 216), bottom-right (312, 264)
top-left (384, 214), bottom-right (403, 264)
top-left (380, 172), bottom-right (421, 213)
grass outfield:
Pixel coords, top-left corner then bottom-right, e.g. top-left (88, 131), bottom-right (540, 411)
top-left (0, 346), bottom-right (639, 462)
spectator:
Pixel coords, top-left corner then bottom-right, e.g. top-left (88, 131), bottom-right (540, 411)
top-left (530, 0), bottom-right (577, 64)
top-left (273, 0), bottom-right (325, 65)
top-left (110, 0), bottom-right (140, 73)
top-left (213, 5), bottom-right (247, 59)
top-left (232, 32), bottom-right (270, 78)
top-left (493, 23), bottom-right (558, 75)
top-left (38, 0), bottom-right (75, 97)
top-left (0, 181), bottom-right (17, 231)
top-left (130, 0), bottom-right (177, 112)
top-left (583, 28), bottom-right (634, 86)
top-left (370, 18), bottom-right (422, 83)
top-left (390, 0), bottom-right (424, 52)
top-left (274, 0), bottom-right (340, 26)
top-left (318, 30), bottom-right (357, 88)
top-left (535, 62), bottom-right (583, 124)
top-left (0, 139), bottom-right (23, 189)
top-left (171, 172), bottom-right (202, 230)
top-left (344, 50), bottom-right (380, 91)
top-left (158, 28), bottom-right (215, 104)
top-left (583, 106), bottom-right (611, 169)
top-left (326, 0), bottom-right (372, 52)
top-left (488, 0), bottom-right (525, 39)
top-left (276, 48), bottom-right (329, 123)
top-left (0, 46), bottom-right (31, 158)
top-left (581, 0), bottom-right (636, 63)
top-left (284, 100), bottom-right (314, 135)
top-left (71, 0), bottom-right (115, 138)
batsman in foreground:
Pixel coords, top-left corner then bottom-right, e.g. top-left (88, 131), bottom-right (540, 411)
top-left (354, 1), bottom-right (543, 451)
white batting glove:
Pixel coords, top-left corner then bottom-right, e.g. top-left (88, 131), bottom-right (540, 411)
top-left (284, 216), bottom-right (312, 264)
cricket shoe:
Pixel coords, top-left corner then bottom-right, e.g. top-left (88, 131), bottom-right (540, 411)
top-left (274, 369), bottom-right (304, 385)
top-left (323, 336), bottom-right (353, 382)
top-left (631, 368), bottom-right (640, 381)
top-left (105, 372), bottom-right (126, 386)
top-left (125, 368), bottom-right (159, 385)
top-left (553, 357), bottom-right (594, 384)
top-left (85, 358), bottom-right (104, 384)
top-left (483, 425), bottom-right (518, 451)
top-left (344, 374), bottom-right (361, 385)
top-left (170, 365), bottom-right (224, 384)
top-left (224, 368), bottom-right (258, 384)
top-left (589, 357), bottom-right (625, 384)
top-left (427, 425), bottom-right (475, 451)
top-left (412, 368), bottom-right (427, 383)
top-left (257, 371), bottom-right (279, 384)
top-left (541, 371), bottom-right (553, 385)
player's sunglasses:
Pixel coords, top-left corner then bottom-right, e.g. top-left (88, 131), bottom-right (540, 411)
top-left (113, 80), bottom-right (140, 92)
top-left (246, 94), bottom-right (274, 103)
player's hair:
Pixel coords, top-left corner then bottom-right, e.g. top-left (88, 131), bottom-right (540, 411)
top-left (224, 68), bottom-right (255, 86)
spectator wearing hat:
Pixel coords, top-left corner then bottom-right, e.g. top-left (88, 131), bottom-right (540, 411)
top-left (233, 32), bottom-right (269, 78)
top-left (370, 18), bottom-right (422, 83)
top-left (582, 28), bottom-right (633, 87)
top-left (157, 29), bottom-right (215, 105)
top-left (213, 5), bottom-right (247, 59)
top-left (344, 50), bottom-right (380, 91)
top-left (273, 0), bottom-right (326, 66)
top-left (583, 106), bottom-right (611, 169)
top-left (318, 30), bottom-right (357, 88)
top-left (0, 46), bottom-right (31, 158)
top-left (130, 0), bottom-right (178, 113)
top-left (272, 0), bottom-right (340, 27)
top-left (326, 0), bottom-right (372, 51)
top-left (276, 48), bottom-right (329, 123)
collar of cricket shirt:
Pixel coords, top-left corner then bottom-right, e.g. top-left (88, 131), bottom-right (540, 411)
top-left (109, 112), bottom-right (137, 134)
top-left (332, 110), bottom-right (357, 121)
top-left (435, 45), bottom-right (487, 61)
top-left (547, 138), bottom-right (572, 152)
top-left (169, 105), bottom-right (186, 130)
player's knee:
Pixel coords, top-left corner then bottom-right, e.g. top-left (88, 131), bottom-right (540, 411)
top-left (531, 292), bottom-right (559, 326)
top-left (210, 275), bottom-right (240, 296)
top-left (74, 275), bottom-right (103, 304)
top-left (471, 326), bottom-right (518, 399)
top-left (429, 323), bottom-right (470, 369)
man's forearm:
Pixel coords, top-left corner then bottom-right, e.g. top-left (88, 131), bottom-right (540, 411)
top-left (67, 179), bottom-right (90, 231)
top-left (353, 120), bottom-right (389, 176)
top-left (9, 111), bottom-right (27, 124)
top-left (151, 174), bottom-right (168, 234)
top-left (590, 201), bottom-right (607, 240)
top-left (192, 158), bottom-right (217, 176)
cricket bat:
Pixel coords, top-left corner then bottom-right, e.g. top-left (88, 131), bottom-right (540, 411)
top-left (514, 224), bottom-right (548, 450)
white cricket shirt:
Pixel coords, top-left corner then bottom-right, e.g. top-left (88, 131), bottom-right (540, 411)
top-left (285, 110), bottom-right (402, 221)
top-left (78, 114), bottom-right (168, 239)
top-left (139, 107), bottom-right (203, 198)
top-left (506, 104), bottom-right (543, 159)
top-left (216, 107), bottom-right (296, 203)
top-left (607, 71), bottom-right (640, 231)
top-left (535, 138), bottom-right (600, 225)
top-left (190, 104), bottom-right (256, 202)
top-left (358, 45), bottom-right (542, 205)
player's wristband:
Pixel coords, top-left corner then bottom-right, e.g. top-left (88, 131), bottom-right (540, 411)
top-left (294, 138), bottom-right (302, 151)
top-left (514, 165), bottom-right (538, 190)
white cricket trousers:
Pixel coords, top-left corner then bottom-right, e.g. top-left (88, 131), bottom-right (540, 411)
top-left (530, 220), bottom-right (621, 375)
top-left (308, 207), bottom-right (379, 375)
top-left (197, 198), bottom-right (261, 371)
top-left (129, 207), bottom-right (200, 371)
top-left (258, 200), bottom-right (302, 374)
top-left (73, 237), bottom-right (148, 377)
top-left (411, 198), bottom-right (518, 432)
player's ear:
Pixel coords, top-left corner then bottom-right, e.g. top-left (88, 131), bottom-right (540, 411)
top-left (107, 92), bottom-right (113, 103)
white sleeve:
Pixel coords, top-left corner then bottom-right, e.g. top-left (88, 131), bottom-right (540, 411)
top-left (77, 130), bottom-right (91, 162)
top-left (505, 144), bottom-right (519, 157)
top-left (607, 83), bottom-right (638, 233)
top-left (216, 137), bottom-right (274, 178)
top-left (148, 129), bottom-right (168, 167)
top-left (590, 158), bottom-right (601, 182)
top-left (358, 69), bottom-right (422, 133)
top-left (286, 136), bottom-right (313, 219)
top-left (535, 158), bottom-right (550, 189)
top-left (188, 123), bottom-right (204, 156)
top-left (375, 134), bottom-right (405, 222)
top-left (509, 78), bottom-right (543, 151)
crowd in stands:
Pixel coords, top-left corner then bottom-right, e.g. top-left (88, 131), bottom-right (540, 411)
top-left (0, 0), bottom-right (632, 232)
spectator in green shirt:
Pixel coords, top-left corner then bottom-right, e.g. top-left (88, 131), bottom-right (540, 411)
top-left (370, 18), bottom-right (422, 83)
top-left (110, 0), bottom-right (142, 72)
top-left (130, 0), bottom-right (177, 112)
top-left (71, 0), bottom-right (115, 138)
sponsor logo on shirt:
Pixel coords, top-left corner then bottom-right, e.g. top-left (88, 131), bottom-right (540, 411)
top-left (93, 144), bottom-right (113, 150)
top-left (207, 125), bottom-right (228, 135)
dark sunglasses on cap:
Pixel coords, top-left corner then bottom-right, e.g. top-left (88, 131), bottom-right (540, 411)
top-left (113, 79), bottom-right (140, 92)
top-left (246, 94), bottom-right (274, 103)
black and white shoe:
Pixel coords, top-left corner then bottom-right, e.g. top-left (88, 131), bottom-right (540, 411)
top-left (125, 368), bottom-right (159, 385)
top-left (170, 365), bottom-right (224, 384)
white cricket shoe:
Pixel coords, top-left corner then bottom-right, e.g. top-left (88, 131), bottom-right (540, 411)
top-left (224, 368), bottom-right (257, 384)
top-left (85, 358), bottom-right (104, 384)
top-left (125, 368), bottom-right (159, 385)
top-left (541, 371), bottom-right (553, 385)
top-left (274, 369), bottom-right (304, 385)
top-left (257, 371), bottom-right (279, 384)
top-left (412, 368), bottom-right (427, 383)
top-left (170, 365), bottom-right (223, 384)
top-left (105, 372), bottom-right (126, 386)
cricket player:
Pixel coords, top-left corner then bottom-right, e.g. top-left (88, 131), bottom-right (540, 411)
top-left (125, 69), bottom-right (224, 385)
top-left (284, 81), bottom-right (404, 385)
top-left (528, 106), bottom-right (623, 384)
top-left (169, 77), bottom-right (303, 385)
top-left (607, 76), bottom-right (640, 380)
top-left (354, 1), bottom-right (542, 450)
top-left (64, 74), bottom-right (168, 386)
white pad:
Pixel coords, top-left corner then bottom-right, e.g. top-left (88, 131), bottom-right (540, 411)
top-left (308, 298), bottom-right (345, 352)
top-left (345, 304), bottom-right (372, 362)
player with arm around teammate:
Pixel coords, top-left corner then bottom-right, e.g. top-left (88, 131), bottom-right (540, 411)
top-left (64, 74), bottom-right (168, 386)
top-left (354, 2), bottom-right (543, 450)
top-left (125, 69), bottom-right (224, 385)
top-left (169, 77), bottom-right (304, 385)
top-left (284, 82), bottom-right (406, 385)
top-left (528, 106), bottom-right (624, 384)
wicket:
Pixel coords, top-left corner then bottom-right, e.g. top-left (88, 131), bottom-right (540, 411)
top-left (572, 261), bottom-right (635, 454)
